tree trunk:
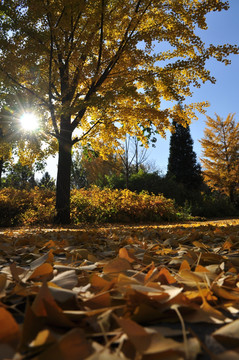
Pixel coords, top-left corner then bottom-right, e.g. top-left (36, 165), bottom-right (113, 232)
top-left (229, 186), bottom-right (235, 204)
top-left (55, 128), bottom-right (72, 224)
top-left (0, 158), bottom-right (3, 187)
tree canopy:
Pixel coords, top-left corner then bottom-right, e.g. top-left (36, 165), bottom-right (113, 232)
top-left (0, 0), bottom-right (238, 222)
top-left (200, 113), bottom-right (239, 203)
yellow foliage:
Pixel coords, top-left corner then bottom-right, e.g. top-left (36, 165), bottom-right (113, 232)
top-left (200, 113), bottom-right (239, 201)
top-left (0, 0), bottom-right (238, 157)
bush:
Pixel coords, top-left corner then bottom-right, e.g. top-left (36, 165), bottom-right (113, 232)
top-left (190, 192), bottom-right (239, 218)
top-left (71, 185), bottom-right (180, 223)
top-left (0, 186), bottom-right (185, 226)
top-left (0, 187), bottom-right (55, 226)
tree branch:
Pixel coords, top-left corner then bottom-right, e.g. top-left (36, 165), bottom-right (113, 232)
top-left (0, 66), bottom-right (49, 107)
top-left (72, 119), bottom-right (102, 145)
top-left (95, 0), bottom-right (105, 77)
top-left (71, 0), bottom-right (153, 133)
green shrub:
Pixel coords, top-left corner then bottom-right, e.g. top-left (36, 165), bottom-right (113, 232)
top-left (190, 192), bottom-right (238, 218)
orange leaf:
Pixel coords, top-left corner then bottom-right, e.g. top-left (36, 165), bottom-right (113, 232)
top-left (157, 267), bottom-right (176, 285)
top-left (119, 247), bottom-right (136, 263)
top-left (90, 273), bottom-right (113, 291)
top-left (28, 263), bottom-right (53, 281)
top-left (144, 263), bottom-right (159, 283)
top-left (84, 292), bottom-right (111, 309)
top-left (195, 265), bottom-right (210, 272)
top-left (0, 307), bottom-right (20, 344)
top-left (212, 284), bottom-right (239, 300)
top-left (179, 260), bottom-right (191, 271)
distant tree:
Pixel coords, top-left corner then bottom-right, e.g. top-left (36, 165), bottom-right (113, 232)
top-left (200, 113), bottom-right (239, 203)
top-left (78, 149), bottom-right (122, 188)
top-left (167, 119), bottom-right (202, 189)
top-left (117, 135), bottom-right (149, 188)
top-left (38, 172), bottom-right (55, 190)
top-left (128, 168), bottom-right (162, 194)
top-left (71, 150), bottom-right (88, 189)
top-left (3, 162), bottom-right (37, 189)
top-left (75, 136), bottom-right (151, 189)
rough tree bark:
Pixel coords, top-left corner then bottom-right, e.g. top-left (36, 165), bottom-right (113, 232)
top-left (55, 116), bottom-right (72, 224)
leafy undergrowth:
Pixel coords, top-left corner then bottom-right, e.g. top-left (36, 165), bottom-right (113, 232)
top-left (0, 187), bottom-right (180, 227)
top-left (1, 219), bottom-right (239, 359)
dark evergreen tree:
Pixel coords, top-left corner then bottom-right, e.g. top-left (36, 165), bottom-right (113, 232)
top-left (38, 172), bottom-right (55, 190)
top-left (167, 121), bottom-right (202, 189)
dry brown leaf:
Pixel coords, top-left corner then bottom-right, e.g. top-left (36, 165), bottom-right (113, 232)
top-left (0, 274), bottom-right (7, 297)
top-left (84, 291), bottom-right (111, 309)
top-left (212, 284), bottom-right (239, 301)
top-left (185, 299), bottom-right (231, 324)
top-left (115, 316), bottom-right (155, 354)
top-left (103, 257), bottom-right (132, 274)
top-left (212, 319), bottom-right (239, 347)
top-left (32, 329), bottom-right (93, 360)
top-left (18, 299), bottom-right (46, 352)
top-left (9, 262), bottom-right (26, 282)
top-left (2, 221), bottom-right (239, 359)
top-left (115, 316), bottom-right (200, 358)
top-left (31, 281), bottom-right (62, 317)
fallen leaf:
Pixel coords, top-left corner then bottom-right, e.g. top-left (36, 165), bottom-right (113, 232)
top-left (103, 258), bottom-right (132, 274)
top-left (28, 263), bottom-right (53, 281)
top-left (212, 319), bottom-right (239, 347)
top-left (51, 269), bottom-right (78, 289)
top-left (0, 307), bottom-right (20, 344)
top-left (119, 247), bottom-right (136, 263)
top-left (33, 329), bottom-right (93, 360)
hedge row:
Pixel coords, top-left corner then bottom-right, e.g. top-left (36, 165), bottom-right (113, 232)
top-left (0, 186), bottom-right (180, 226)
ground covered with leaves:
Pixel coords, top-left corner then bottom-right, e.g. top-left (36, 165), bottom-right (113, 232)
top-left (1, 219), bottom-right (239, 360)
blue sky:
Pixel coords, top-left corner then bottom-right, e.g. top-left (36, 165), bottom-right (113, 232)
top-left (45, 0), bottom-right (239, 179)
top-left (149, 0), bottom-right (239, 174)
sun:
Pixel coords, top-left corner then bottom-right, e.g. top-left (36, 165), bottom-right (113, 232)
top-left (20, 112), bottom-right (39, 131)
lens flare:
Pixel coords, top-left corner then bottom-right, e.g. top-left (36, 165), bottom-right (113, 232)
top-left (20, 112), bottom-right (39, 131)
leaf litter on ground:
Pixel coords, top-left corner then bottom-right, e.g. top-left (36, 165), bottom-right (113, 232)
top-left (1, 219), bottom-right (239, 359)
